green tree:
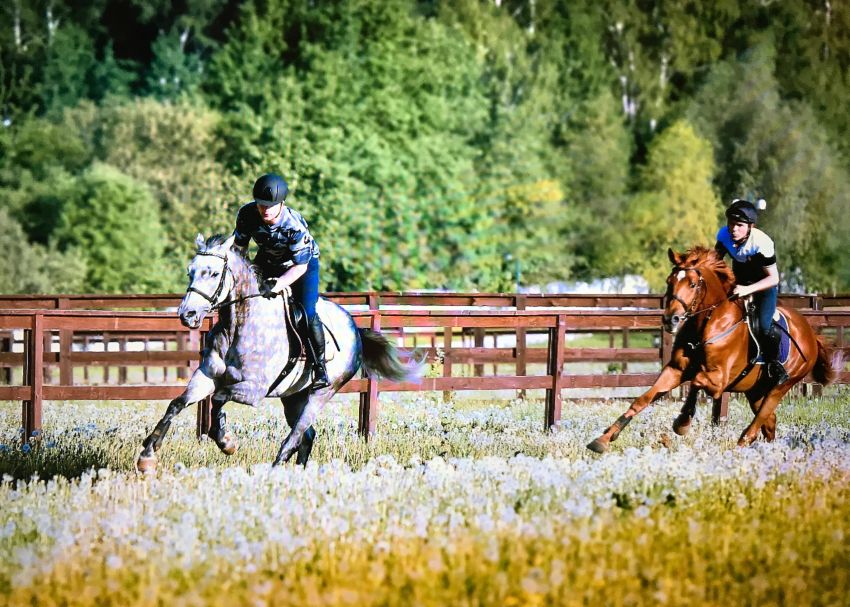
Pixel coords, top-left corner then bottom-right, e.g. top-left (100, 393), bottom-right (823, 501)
top-left (616, 120), bottom-right (720, 289)
top-left (0, 208), bottom-right (87, 293)
top-left (53, 163), bottom-right (170, 292)
top-left (688, 42), bottom-right (850, 292)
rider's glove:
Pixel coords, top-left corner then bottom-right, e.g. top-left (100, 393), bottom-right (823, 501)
top-left (260, 279), bottom-right (278, 299)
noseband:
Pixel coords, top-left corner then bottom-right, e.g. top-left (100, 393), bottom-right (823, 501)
top-left (186, 251), bottom-right (233, 306)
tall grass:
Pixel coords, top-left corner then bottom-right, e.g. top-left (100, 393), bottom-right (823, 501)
top-left (0, 389), bottom-right (848, 605)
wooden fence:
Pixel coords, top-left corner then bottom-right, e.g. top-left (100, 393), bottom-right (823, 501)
top-left (1, 293), bottom-right (848, 443)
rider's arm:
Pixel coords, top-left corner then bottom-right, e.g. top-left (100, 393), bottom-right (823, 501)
top-left (733, 264), bottom-right (779, 297)
top-left (272, 262), bottom-right (308, 290)
top-left (232, 204), bottom-right (253, 255)
top-left (713, 240), bottom-right (727, 259)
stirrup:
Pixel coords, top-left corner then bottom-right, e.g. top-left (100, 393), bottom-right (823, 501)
top-left (310, 365), bottom-right (330, 390)
top-left (767, 361), bottom-right (789, 385)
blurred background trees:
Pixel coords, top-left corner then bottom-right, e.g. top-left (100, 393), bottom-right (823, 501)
top-left (1, 0), bottom-right (847, 293)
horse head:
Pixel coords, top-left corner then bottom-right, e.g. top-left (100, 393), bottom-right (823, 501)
top-left (662, 247), bottom-right (723, 335)
top-left (178, 233), bottom-right (236, 329)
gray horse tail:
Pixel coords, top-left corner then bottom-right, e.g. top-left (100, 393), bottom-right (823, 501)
top-left (359, 328), bottom-right (425, 382)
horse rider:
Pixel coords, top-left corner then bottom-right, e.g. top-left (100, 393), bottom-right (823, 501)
top-left (232, 173), bottom-right (330, 390)
top-left (714, 198), bottom-right (789, 386)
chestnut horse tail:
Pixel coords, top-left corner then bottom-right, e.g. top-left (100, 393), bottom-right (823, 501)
top-left (811, 335), bottom-right (843, 386)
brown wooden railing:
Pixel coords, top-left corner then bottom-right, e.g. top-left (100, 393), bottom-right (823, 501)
top-left (1, 297), bottom-right (848, 443)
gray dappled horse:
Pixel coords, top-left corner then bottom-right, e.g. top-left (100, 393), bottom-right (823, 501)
top-left (136, 233), bottom-right (421, 472)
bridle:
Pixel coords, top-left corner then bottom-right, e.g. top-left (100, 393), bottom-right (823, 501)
top-left (666, 266), bottom-right (736, 321)
top-left (666, 267), bottom-right (707, 321)
top-left (186, 251), bottom-right (234, 308)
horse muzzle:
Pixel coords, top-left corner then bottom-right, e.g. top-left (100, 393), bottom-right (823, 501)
top-left (663, 314), bottom-right (684, 335)
top-left (178, 304), bottom-right (208, 329)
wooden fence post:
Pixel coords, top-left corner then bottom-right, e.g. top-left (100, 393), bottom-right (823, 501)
top-left (473, 327), bottom-right (485, 377)
top-left (359, 309), bottom-right (381, 437)
top-left (442, 326), bottom-right (453, 403)
top-left (545, 314), bottom-right (566, 430)
top-left (57, 297), bottom-right (72, 386)
top-left (516, 294), bottom-right (527, 400)
top-left (0, 333), bottom-right (11, 384)
top-left (22, 313), bottom-right (44, 444)
top-left (118, 337), bottom-right (128, 384)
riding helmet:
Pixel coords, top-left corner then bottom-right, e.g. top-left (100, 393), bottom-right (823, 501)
top-left (252, 173), bottom-right (288, 206)
top-left (725, 198), bottom-right (761, 224)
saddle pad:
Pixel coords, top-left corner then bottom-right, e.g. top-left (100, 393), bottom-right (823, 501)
top-left (776, 312), bottom-right (790, 365)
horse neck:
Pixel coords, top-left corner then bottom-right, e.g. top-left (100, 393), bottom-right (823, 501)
top-left (227, 251), bottom-right (259, 300)
top-left (698, 266), bottom-right (730, 307)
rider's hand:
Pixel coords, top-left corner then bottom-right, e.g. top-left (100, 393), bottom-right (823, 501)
top-left (731, 285), bottom-right (751, 300)
top-left (260, 279), bottom-right (278, 299)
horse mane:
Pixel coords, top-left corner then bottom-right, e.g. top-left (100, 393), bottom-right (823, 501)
top-left (202, 233), bottom-right (260, 280)
top-left (677, 245), bottom-right (736, 292)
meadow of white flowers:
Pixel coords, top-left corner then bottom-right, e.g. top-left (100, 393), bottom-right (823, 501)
top-left (1, 390), bottom-right (848, 606)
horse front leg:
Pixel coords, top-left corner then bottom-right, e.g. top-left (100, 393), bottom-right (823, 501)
top-left (587, 366), bottom-right (683, 453)
top-left (208, 396), bottom-right (238, 455)
top-left (137, 369), bottom-right (216, 473)
top-left (672, 384), bottom-right (700, 436)
top-left (273, 387), bottom-right (333, 466)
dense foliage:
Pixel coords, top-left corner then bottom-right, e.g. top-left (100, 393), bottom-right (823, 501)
top-left (1, 0), bottom-right (848, 293)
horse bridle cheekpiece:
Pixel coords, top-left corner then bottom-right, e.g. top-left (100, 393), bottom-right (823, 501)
top-left (666, 266), bottom-right (706, 321)
top-left (187, 250), bottom-right (232, 307)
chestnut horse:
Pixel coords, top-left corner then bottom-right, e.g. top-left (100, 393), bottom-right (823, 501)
top-left (588, 246), bottom-right (841, 452)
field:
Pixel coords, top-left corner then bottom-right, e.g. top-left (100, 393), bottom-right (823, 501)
top-left (1, 390), bottom-right (849, 606)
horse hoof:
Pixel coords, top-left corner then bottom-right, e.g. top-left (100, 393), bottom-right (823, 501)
top-left (136, 454), bottom-right (158, 474)
top-left (672, 416), bottom-right (692, 436)
top-left (219, 433), bottom-right (238, 456)
top-left (586, 438), bottom-right (609, 454)
top-left (737, 435), bottom-right (755, 448)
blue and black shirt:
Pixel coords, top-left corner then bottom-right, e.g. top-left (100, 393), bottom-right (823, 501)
top-left (233, 202), bottom-right (320, 278)
top-left (714, 226), bottom-right (777, 286)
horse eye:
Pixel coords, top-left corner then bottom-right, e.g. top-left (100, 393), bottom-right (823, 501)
top-left (689, 282), bottom-right (696, 288)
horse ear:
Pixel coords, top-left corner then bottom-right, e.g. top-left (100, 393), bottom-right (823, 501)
top-left (667, 248), bottom-right (680, 265)
top-left (223, 234), bottom-right (236, 250)
top-left (195, 233), bottom-right (206, 250)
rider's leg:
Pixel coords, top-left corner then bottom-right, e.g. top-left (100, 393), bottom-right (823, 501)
top-left (292, 257), bottom-right (329, 390)
top-left (755, 287), bottom-right (788, 385)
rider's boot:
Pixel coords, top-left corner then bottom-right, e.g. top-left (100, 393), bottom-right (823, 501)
top-left (307, 315), bottom-right (330, 390)
top-left (761, 324), bottom-right (789, 387)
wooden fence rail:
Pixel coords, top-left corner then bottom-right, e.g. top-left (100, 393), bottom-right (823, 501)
top-left (1, 305), bottom-right (849, 444)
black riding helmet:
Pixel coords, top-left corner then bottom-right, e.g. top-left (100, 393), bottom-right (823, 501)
top-left (253, 173), bottom-right (288, 206)
top-left (725, 198), bottom-right (765, 224)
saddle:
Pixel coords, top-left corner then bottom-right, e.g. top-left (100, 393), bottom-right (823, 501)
top-left (280, 296), bottom-right (335, 362)
top-left (743, 300), bottom-right (790, 365)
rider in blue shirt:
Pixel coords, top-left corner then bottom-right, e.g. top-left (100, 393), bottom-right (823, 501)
top-left (233, 173), bottom-right (329, 390)
top-left (714, 199), bottom-right (788, 386)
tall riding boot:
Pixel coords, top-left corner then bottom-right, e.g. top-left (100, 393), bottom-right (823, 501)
top-left (761, 325), bottom-right (789, 386)
top-left (307, 315), bottom-right (330, 390)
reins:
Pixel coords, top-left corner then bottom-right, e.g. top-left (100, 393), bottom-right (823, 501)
top-left (667, 265), bottom-right (739, 349)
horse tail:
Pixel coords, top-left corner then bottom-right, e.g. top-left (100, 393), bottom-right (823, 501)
top-left (359, 328), bottom-right (425, 382)
top-left (811, 334), bottom-right (843, 386)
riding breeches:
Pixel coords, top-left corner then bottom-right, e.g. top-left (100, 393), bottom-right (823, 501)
top-left (290, 257), bottom-right (320, 320)
top-left (753, 286), bottom-right (778, 338)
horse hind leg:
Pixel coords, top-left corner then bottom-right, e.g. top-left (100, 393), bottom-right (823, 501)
top-left (739, 384), bottom-right (792, 447)
top-left (208, 396), bottom-right (238, 455)
top-left (673, 385), bottom-right (700, 436)
top-left (281, 389), bottom-right (317, 466)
